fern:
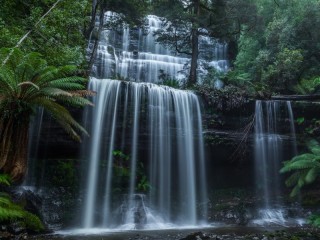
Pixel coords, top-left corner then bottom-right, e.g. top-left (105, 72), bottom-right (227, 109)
top-left (0, 174), bottom-right (44, 231)
top-left (0, 174), bottom-right (11, 186)
top-left (280, 140), bottom-right (320, 197)
top-left (0, 48), bottom-right (94, 180)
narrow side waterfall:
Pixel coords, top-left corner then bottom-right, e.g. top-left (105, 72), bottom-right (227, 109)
top-left (82, 77), bottom-right (207, 229)
top-left (254, 100), bottom-right (298, 225)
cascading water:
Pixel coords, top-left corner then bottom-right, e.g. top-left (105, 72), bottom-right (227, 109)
top-left (82, 78), bottom-right (207, 229)
top-left (24, 108), bottom-right (45, 187)
top-left (90, 12), bottom-right (227, 84)
top-left (78, 11), bottom-right (228, 230)
top-left (253, 100), bottom-right (298, 225)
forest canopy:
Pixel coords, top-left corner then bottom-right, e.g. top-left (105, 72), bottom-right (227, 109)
top-left (1, 0), bottom-right (319, 95)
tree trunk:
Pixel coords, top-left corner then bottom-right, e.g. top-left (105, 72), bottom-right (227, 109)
top-left (188, 0), bottom-right (200, 86)
top-left (0, 115), bottom-right (30, 182)
top-left (87, 1), bottom-right (105, 74)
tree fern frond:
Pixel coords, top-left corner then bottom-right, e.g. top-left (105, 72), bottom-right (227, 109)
top-left (285, 171), bottom-right (304, 187)
top-left (305, 167), bottom-right (319, 184)
top-left (69, 90), bottom-right (96, 97)
top-left (310, 146), bottom-right (320, 155)
top-left (31, 98), bottom-right (88, 140)
top-left (33, 66), bottom-right (59, 86)
top-left (18, 81), bottom-right (40, 90)
top-left (280, 159), bottom-right (320, 172)
top-left (48, 76), bottom-right (87, 86)
top-left (291, 153), bottom-right (318, 162)
top-left (290, 185), bottom-right (301, 197)
top-left (40, 87), bottom-right (72, 97)
top-left (0, 68), bottom-right (16, 94)
top-left (48, 82), bottom-right (86, 91)
top-left (57, 96), bottom-right (94, 107)
top-left (298, 177), bottom-right (306, 188)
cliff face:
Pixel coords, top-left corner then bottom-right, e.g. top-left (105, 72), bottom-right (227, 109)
top-left (30, 98), bottom-right (320, 190)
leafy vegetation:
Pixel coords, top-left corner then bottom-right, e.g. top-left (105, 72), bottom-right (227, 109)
top-left (0, 174), bottom-right (44, 232)
top-left (112, 150), bottom-right (151, 193)
top-left (0, 0), bottom-right (91, 68)
top-left (228, 0), bottom-right (320, 95)
top-left (280, 140), bottom-right (320, 197)
top-left (0, 48), bottom-right (93, 181)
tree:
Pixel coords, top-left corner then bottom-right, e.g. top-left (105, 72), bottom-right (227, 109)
top-left (0, 0), bottom-right (91, 67)
top-left (0, 48), bottom-right (93, 182)
top-left (87, 0), bottom-right (150, 70)
top-left (229, 0), bottom-right (320, 95)
top-left (152, 0), bottom-right (257, 86)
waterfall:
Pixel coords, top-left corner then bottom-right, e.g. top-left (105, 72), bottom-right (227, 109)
top-left (91, 13), bottom-right (227, 84)
top-left (24, 108), bottom-right (45, 187)
top-left (82, 78), bottom-right (207, 229)
top-left (78, 11), bottom-right (230, 229)
top-left (254, 100), bottom-right (298, 225)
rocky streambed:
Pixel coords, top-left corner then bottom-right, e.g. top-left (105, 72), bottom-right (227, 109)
top-left (22, 226), bottom-right (320, 240)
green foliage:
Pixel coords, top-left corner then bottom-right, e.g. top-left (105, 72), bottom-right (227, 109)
top-left (0, 48), bottom-right (93, 142)
top-left (228, 0), bottom-right (320, 94)
top-left (0, 174), bottom-right (11, 186)
top-left (280, 140), bottom-right (320, 197)
top-left (137, 175), bottom-right (151, 192)
top-left (0, 0), bottom-right (91, 67)
top-left (294, 77), bottom-right (320, 94)
top-left (0, 194), bottom-right (44, 232)
top-left (112, 150), bottom-right (151, 193)
top-left (0, 48), bottom-right (93, 180)
top-left (0, 174), bottom-right (44, 232)
top-left (308, 214), bottom-right (320, 227)
top-left (296, 117), bottom-right (305, 125)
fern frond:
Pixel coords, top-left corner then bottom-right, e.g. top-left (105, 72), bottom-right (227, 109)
top-left (48, 76), bottom-right (87, 85)
top-left (40, 87), bottom-right (72, 97)
top-left (285, 171), bottom-right (303, 187)
top-left (57, 96), bottom-right (94, 107)
top-left (305, 167), bottom-right (319, 184)
top-left (290, 185), bottom-right (301, 197)
top-left (48, 82), bottom-right (86, 91)
top-left (31, 98), bottom-right (88, 141)
top-left (69, 90), bottom-right (96, 97)
top-left (0, 68), bottom-right (16, 94)
top-left (280, 159), bottom-right (320, 172)
top-left (0, 174), bottom-right (11, 186)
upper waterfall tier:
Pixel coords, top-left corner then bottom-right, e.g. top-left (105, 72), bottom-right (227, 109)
top-left (89, 13), bottom-right (229, 83)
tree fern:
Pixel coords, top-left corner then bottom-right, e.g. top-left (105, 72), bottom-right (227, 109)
top-left (0, 48), bottom-right (93, 181)
top-left (280, 140), bottom-right (320, 197)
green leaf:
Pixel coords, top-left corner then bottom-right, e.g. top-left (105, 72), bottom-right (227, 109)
top-left (296, 117), bottom-right (305, 125)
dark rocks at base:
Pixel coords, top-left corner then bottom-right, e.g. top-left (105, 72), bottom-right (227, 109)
top-left (0, 228), bottom-right (28, 240)
top-left (180, 231), bottom-right (210, 240)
